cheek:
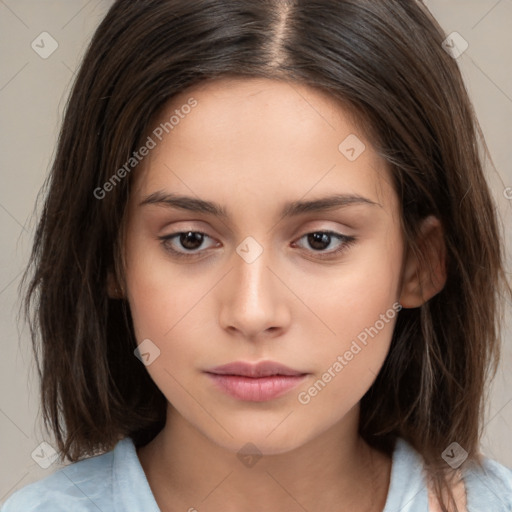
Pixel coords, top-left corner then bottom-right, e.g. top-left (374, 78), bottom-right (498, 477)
top-left (124, 231), bottom-right (204, 339)
top-left (295, 294), bottom-right (400, 424)
top-left (125, 255), bottom-right (209, 406)
top-left (303, 226), bottom-right (403, 347)
top-left (124, 237), bottom-right (218, 387)
top-left (294, 229), bottom-right (403, 405)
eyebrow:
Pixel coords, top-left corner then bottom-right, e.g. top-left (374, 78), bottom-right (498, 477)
top-left (139, 191), bottom-right (381, 221)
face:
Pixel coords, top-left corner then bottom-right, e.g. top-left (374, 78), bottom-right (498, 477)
top-left (123, 77), bottom-right (406, 455)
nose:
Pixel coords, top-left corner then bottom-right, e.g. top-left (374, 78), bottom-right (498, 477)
top-left (218, 244), bottom-right (291, 341)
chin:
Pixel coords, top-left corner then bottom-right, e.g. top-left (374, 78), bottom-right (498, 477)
top-left (196, 415), bottom-right (320, 457)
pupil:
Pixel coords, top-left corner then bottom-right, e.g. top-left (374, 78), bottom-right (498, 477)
top-left (180, 232), bottom-right (203, 250)
top-left (308, 232), bottom-right (330, 251)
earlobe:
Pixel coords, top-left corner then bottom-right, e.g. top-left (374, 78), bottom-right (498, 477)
top-left (399, 215), bottom-right (447, 309)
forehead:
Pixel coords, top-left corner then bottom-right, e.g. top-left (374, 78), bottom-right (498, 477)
top-left (131, 77), bottom-right (396, 217)
top-left (154, 76), bottom-right (367, 146)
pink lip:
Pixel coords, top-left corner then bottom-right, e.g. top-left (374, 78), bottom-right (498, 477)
top-left (205, 361), bottom-right (308, 402)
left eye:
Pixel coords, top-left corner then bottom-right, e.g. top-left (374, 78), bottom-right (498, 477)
top-left (293, 231), bottom-right (356, 256)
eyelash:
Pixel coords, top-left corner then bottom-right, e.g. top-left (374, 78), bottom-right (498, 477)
top-left (158, 230), bottom-right (357, 261)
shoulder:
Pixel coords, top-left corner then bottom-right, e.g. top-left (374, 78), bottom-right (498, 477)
top-left (462, 454), bottom-right (512, 511)
top-left (0, 439), bottom-right (128, 512)
top-left (387, 439), bottom-right (512, 512)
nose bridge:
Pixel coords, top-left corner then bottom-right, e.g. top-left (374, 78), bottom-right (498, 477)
top-left (233, 235), bottom-right (275, 308)
top-left (219, 235), bottom-right (289, 337)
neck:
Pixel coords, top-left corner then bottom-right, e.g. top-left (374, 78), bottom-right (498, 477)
top-left (137, 404), bottom-right (392, 512)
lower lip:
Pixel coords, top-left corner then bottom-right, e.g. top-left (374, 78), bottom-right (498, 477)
top-left (206, 373), bottom-right (307, 402)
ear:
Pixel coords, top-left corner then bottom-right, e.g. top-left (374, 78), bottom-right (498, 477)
top-left (399, 215), bottom-right (447, 309)
top-left (107, 271), bottom-right (124, 299)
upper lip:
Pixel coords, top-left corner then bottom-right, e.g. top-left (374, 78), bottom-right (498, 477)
top-left (206, 361), bottom-right (306, 378)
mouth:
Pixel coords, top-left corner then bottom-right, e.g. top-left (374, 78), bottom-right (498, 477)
top-left (205, 361), bottom-right (309, 402)
top-left (207, 361), bottom-right (306, 378)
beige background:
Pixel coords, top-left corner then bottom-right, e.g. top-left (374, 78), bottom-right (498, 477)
top-left (1, 0), bottom-right (511, 504)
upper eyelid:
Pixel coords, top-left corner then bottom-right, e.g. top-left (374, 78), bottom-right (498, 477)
top-left (160, 227), bottom-right (350, 238)
top-left (159, 217), bottom-right (355, 236)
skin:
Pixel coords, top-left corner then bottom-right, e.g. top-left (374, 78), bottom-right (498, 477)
top-left (118, 77), bottom-right (446, 512)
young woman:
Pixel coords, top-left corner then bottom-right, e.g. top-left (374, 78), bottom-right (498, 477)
top-left (3, 1), bottom-right (511, 511)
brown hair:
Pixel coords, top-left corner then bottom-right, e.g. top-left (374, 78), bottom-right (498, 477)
top-left (22, 1), bottom-right (511, 510)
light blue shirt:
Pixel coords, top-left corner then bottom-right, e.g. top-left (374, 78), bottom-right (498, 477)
top-left (2, 436), bottom-right (512, 511)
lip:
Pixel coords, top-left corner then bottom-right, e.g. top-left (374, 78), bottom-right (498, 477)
top-left (208, 361), bottom-right (305, 378)
top-left (205, 361), bottom-right (308, 402)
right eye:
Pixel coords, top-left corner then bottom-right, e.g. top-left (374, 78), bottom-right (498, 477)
top-left (158, 231), bottom-right (220, 259)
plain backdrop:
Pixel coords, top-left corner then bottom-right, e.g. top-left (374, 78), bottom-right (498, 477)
top-left (1, 0), bottom-right (511, 504)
